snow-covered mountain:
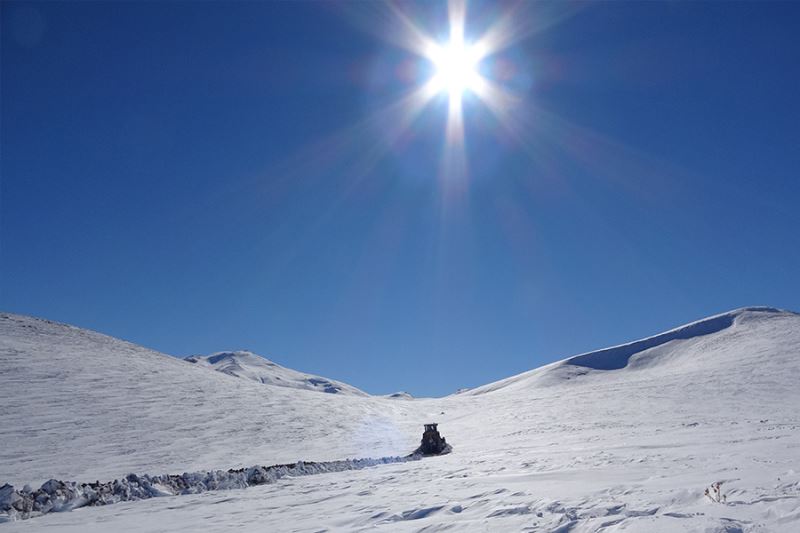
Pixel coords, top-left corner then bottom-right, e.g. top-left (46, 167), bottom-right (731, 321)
top-left (462, 306), bottom-right (798, 394)
top-left (0, 312), bottom-right (413, 490)
top-left (185, 351), bottom-right (368, 396)
top-left (1, 307), bottom-right (799, 532)
top-left (384, 391), bottom-right (414, 399)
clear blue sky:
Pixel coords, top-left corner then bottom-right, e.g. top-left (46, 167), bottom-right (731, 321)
top-left (2, 1), bottom-right (799, 397)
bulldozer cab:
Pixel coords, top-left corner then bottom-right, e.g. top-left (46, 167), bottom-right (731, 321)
top-left (416, 423), bottom-right (450, 456)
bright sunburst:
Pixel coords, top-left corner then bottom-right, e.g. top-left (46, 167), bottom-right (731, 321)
top-left (426, 31), bottom-right (483, 109)
top-left (338, 0), bottom-right (546, 181)
top-left (416, 0), bottom-right (496, 148)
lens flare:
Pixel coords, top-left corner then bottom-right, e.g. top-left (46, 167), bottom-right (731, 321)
top-left (427, 38), bottom-right (482, 104)
top-left (332, 0), bottom-right (578, 183)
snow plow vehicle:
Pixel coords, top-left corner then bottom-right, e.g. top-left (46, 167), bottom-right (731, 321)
top-left (412, 423), bottom-right (452, 456)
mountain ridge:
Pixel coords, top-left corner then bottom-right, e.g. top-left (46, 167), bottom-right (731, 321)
top-left (184, 350), bottom-right (368, 397)
top-left (459, 306), bottom-right (799, 395)
top-left (2, 305), bottom-right (796, 400)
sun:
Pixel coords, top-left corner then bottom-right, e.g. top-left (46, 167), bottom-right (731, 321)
top-left (359, 0), bottom-right (522, 153)
top-left (418, 14), bottom-right (491, 146)
top-left (427, 37), bottom-right (482, 104)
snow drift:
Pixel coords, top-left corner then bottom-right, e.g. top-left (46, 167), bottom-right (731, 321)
top-left (0, 455), bottom-right (418, 522)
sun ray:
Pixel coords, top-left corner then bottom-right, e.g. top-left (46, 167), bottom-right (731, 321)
top-left (473, 1), bottom-right (586, 59)
top-left (337, 2), bottom-right (438, 59)
top-left (335, 0), bottom-right (576, 186)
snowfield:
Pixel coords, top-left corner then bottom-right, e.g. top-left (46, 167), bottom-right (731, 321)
top-left (185, 350), bottom-right (369, 396)
top-left (1, 307), bottom-right (799, 531)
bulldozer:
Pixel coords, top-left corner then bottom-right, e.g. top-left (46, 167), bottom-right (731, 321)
top-left (412, 423), bottom-right (452, 456)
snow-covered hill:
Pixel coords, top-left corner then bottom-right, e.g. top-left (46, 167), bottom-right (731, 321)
top-left (185, 351), bottom-right (368, 396)
top-left (2, 307), bottom-right (799, 532)
top-left (0, 313), bottom-right (417, 488)
top-left (384, 391), bottom-right (414, 399)
top-left (462, 306), bottom-right (799, 394)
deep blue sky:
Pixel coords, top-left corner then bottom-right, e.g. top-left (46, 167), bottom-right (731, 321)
top-left (2, 2), bottom-right (799, 397)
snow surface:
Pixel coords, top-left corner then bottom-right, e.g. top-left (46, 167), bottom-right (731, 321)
top-left (1, 307), bottom-right (800, 531)
top-left (185, 351), bottom-right (368, 396)
top-left (385, 391), bottom-right (414, 400)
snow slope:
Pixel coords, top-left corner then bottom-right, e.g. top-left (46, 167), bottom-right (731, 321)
top-left (185, 351), bottom-right (368, 396)
top-left (2, 307), bottom-right (800, 532)
top-left (461, 306), bottom-right (796, 394)
top-left (0, 313), bottom-right (417, 488)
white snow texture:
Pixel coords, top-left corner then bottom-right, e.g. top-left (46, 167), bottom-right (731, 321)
top-left (1, 307), bottom-right (799, 532)
top-left (184, 350), bottom-right (368, 396)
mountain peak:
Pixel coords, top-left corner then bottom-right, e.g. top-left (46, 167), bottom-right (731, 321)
top-left (185, 351), bottom-right (368, 397)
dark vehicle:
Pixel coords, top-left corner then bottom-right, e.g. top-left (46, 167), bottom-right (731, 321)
top-left (413, 423), bottom-right (452, 456)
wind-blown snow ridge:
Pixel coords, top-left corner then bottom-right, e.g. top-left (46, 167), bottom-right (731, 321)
top-left (0, 455), bottom-right (420, 523)
top-left (185, 351), bottom-right (368, 396)
top-left (565, 306), bottom-right (787, 371)
top-left (462, 306), bottom-right (797, 394)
